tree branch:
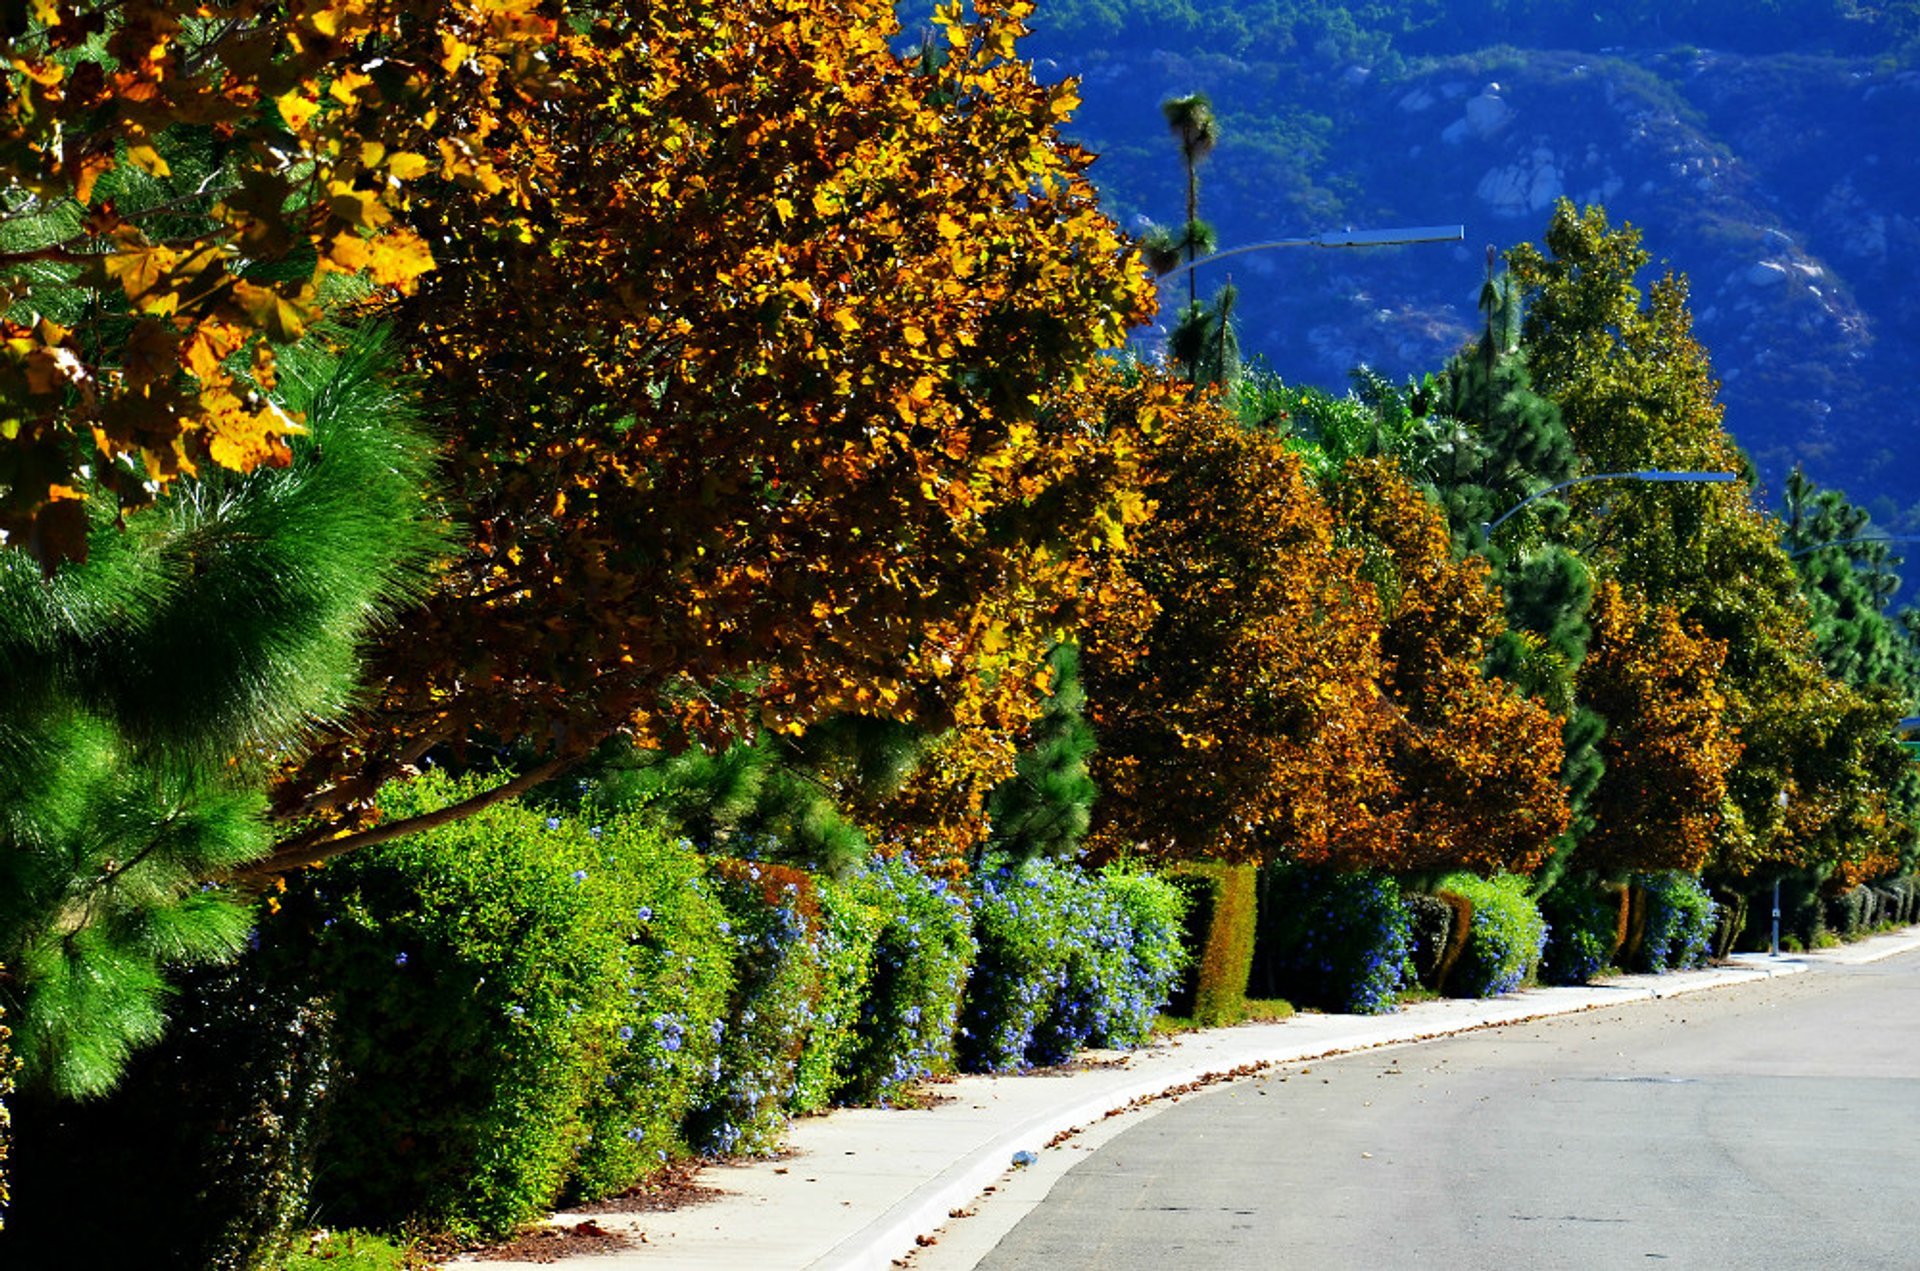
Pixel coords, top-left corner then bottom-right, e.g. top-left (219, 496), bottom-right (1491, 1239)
top-left (240, 755), bottom-right (571, 878)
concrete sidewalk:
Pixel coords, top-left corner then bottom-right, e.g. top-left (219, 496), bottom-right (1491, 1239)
top-left (458, 929), bottom-right (1920, 1271)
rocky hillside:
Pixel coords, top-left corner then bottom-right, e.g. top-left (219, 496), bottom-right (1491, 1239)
top-left (1029, 32), bottom-right (1920, 529)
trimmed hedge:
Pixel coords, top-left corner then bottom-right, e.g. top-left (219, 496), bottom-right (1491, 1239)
top-left (1255, 866), bottom-right (1410, 1015)
top-left (1163, 862), bottom-right (1258, 1025)
top-left (790, 876), bottom-right (884, 1115)
top-left (1436, 874), bottom-right (1547, 998)
top-left (300, 772), bottom-right (732, 1239)
top-left (1, 984), bottom-right (9, 1233)
top-left (687, 862), bottom-right (825, 1157)
top-left (1633, 873), bottom-right (1717, 972)
top-left (0, 952), bottom-right (331, 1270)
top-left (960, 859), bottom-right (1187, 1071)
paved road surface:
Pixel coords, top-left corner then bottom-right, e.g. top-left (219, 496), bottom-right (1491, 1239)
top-left (969, 954), bottom-right (1920, 1270)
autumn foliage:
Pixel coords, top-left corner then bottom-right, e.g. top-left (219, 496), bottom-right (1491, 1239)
top-left (1577, 579), bottom-right (1738, 875)
top-left (1325, 459), bottom-right (1570, 877)
top-left (254, 0), bottom-right (1163, 868)
top-left (1, 0), bottom-right (552, 564)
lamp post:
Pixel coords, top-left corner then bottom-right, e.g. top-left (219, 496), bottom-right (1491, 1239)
top-left (1481, 470), bottom-right (1741, 540)
top-left (1787, 535), bottom-right (1920, 559)
top-left (1177, 224), bottom-right (1466, 281)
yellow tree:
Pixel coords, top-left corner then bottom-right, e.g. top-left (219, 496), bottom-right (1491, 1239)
top-left (256, 0), bottom-right (1164, 871)
top-left (1080, 395), bottom-right (1397, 865)
top-left (1578, 579), bottom-right (1739, 875)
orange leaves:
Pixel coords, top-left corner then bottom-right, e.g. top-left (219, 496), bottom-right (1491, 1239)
top-left (1579, 578), bottom-right (1736, 875)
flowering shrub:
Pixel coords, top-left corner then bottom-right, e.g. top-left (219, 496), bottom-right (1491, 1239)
top-left (686, 861), bottom-right (823, 1157)
top-left (1538, 878), bottom-right (1621, 986)
top-left (837, 854), bottom-right (974, 1105)
top-left (1093, 867), bottom-right (1189, 1048)
top-left (961, 858), bottom-right (1188, 1071)
top-left (1256, 866), bottom-right (1411, 1015)
top-left (791, 878), bottom-right (884, 1115)
top-left (1633, 872), bottom-right (1717, 972)
top-left (1437, 873), bottom-right (1547, 998)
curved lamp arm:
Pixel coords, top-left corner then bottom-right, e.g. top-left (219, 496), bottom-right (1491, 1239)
top-left (1178, 225), bottom-right (1465, 281)
top-left (1481, 470), bottom-right (1739, 539)
top-left (1788, 535), bottom-right (1920, 559)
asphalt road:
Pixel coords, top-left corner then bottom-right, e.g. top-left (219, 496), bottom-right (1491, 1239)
top-left (971, 953), bottom-right (1920, 1271)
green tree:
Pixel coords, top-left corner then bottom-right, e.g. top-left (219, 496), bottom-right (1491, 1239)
top-left (0, 327), bottom-right (441, 1097)
top-left (986, 641), bottom-right (1099, 861)
top-left (1508, 200), bottom-right (1905, 884)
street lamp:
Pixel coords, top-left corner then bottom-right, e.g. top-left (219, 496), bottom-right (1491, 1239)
top-left (1177, 225), bottom-right (1466, 280)
top-left (1788, 535), bottom-right (1920, 559)
top-left (1481, 470), bottom-right (1741, 540)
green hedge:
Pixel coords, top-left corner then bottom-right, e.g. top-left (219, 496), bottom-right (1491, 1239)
top-left (1163, 862), bottom-right (1258, 1025)
top-left (0, 952), bottom-right (331, 1270)
top-left (688, 862), bottom-right (826, 1157)
top-left (1437, 874), bottom-right (1546, 998)
top-left (301, 772), bottom-right (731, 1240)
top-left (791, 876), bottom-right (884, 1114)
top-left (1538, 878), bottom-right (1622, 986)
top-left (836, 854), bottom-right (975, 1106)
top-left (1254, 866), bottom-right (1410, 1015)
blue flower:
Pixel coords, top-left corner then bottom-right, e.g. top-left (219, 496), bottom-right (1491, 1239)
top-left (546, 816), bottom-right (562, 831)
top-left (572, 869), bottom-right (588, 883)
top-left (394, 952), bottom-right (409, 967)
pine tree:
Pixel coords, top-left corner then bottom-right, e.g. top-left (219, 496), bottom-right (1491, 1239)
top-left (0, 326), bottom-right (443, 1097)
top-left (986, 642), bottom-right (1099, 862)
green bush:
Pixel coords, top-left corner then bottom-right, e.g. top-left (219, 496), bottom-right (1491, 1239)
top-left (837, 854), bottom-right (974, 1106)
top-left (1538, 877), bottom-right (1620, 986)
top-left (1437, 874), bottom-right (1546, 998)
top-left (0, 985), bottom-right (9, 1233)
top-left (1094, 867), bottom-right (1189, 1047)
top-left (298, 771), bottom-right (728, 1240)
top-left (0, 952), bottom-right (332, 1270)
top-left (567, 825), bottom-right (731, 1202)
top-left (791, 876), bottom-right (884, 1114)
top-left (1633, 873), bottom-right (1717, 972)
top-left (1825, 885), bottom-right (1877, 939)
top-left (960, 859), bottom-right (1189, 1071)
top-left (1254, 866), bottom-right (1410, 1015)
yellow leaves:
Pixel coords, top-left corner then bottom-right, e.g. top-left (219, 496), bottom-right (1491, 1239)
top-left (123, 140), bottom-right (170, 178)
top-left (230, 282), bottom-right (315, 343)
top-left (772, 197), bottom-right (795, 223)
top-left (385, 151), bottom-right (432, 180)
top-left (183, 322), bottom-right (246, 383)
top-left (326, 179), bottom-right (391, 229)
top-left (365, 229), bottom-right (436, 291)
top-left (275, 89), bottom-right (321, 134)
top-left (102, 241), bottom-right (178, 306)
